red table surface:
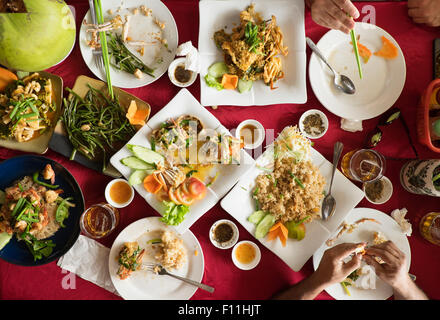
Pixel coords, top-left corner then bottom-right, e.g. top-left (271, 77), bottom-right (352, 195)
top-left (0, 0), bottom-right (439, 300)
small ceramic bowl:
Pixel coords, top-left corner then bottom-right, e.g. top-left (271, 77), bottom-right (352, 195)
top-left (298, 109), bottom-right (329, 139)
top-left (209, 219), bottom-right (239, 249)
top-left (363, 176), bottom-right (393, 205)
top-left (231, 240), bottom-right (261, 270)
top-left (168, 57), bottom-right (198, 88)
top-left (104, 179), bottom-right (135, 209)
top-left (235, 119), bottom-right (265, 150)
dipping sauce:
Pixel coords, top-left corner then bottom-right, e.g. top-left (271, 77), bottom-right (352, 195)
top-left (213, 222), bottom-right (234, 244)
top-left (174, 64), bottom-right (193, 84)
top-left (234, 242), bottom-right (256, 265)
top-left (109, 180), bottom-right (133, 204)
top-left (80, 203), bottom-right (120, 238)
top-left (302, 113), bottom-right (325, 136)
top-left (240, 124), bottom-right (259, 146)
top-left (364, 179), bottom-right (384, 202)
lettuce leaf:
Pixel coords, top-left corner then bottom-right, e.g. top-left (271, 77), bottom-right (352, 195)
top-left (204, 74), bottom-right (224, 91)
top-left (161, 201), bottom-right (190, 226)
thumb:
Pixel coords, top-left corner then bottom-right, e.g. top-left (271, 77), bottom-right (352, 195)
top-left (342, 254), bottom-right (362, 275)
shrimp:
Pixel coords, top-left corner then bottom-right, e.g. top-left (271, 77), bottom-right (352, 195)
top-left (15, 220), bottom-right (27, 232)
top-left (44, 190), bottom-right (58, 204)
top-left (43, 164), bottom-right (55, 184)
top-left (23, 188), bottom-right (41, 204)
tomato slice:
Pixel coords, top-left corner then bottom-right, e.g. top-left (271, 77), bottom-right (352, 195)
top-left (175, 186), bottom-right (195, 206)
top-left (187, 177), bottom-right (207, 199)
top-left (168, 187), bottom-right (182, 205)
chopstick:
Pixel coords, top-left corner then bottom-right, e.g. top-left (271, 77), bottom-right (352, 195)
top-left (94, 0), bottom-right (114, 100)
top-left (350, 26), bottom-right (363, 79)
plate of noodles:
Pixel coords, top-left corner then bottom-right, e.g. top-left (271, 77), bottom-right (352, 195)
top-left (221, 126), bottom-right (365, 271)
top-left (199, 0), bottom-right (307, 106)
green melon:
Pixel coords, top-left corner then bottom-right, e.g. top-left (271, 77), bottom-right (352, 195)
top-left (0, 0), bottom-right (76, 71)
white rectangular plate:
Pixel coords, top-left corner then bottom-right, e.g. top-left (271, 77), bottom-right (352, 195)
top-left (220, 147), bottom-right (365, 271)
top-left (198, 0), bottom-right (307, 106)
top-left (110, 89), bottom-right (255, 234)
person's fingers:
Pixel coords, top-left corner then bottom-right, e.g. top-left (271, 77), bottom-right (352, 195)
top-left (342, 253), bottom-right (362, 275)
top-left (408, 7), bottom-right (426, 18)
top-left (370, 241), bottom-right (401, 260)
top-left (364, 247), bottom-right (399, 265)
top-left (328, 3), bottom-right (355, 30)
top-left (332, 0), bottom-right (360, 19)
top-left (407, 0), bottom-right (423, 9)
top-left (363, 255), bottom-right (385, 276)
top-left (328, 242), bottom-right (366, 260)
top-left (385, 241), bottom-right (406, 259)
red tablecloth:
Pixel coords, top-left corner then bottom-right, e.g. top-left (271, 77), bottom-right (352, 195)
top-left (0, 0), bottom-right (439, 300)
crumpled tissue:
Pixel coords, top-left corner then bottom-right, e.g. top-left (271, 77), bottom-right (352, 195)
top-left (57, 235), bottom-right (118, 295)
top-left (176, 41), bottom-right (200, 73)
top-left (391, 208), bottom-right (412, 236)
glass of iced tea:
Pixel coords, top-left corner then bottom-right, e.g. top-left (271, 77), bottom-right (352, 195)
top-left (341, 149), bottom-right (386, 183)
top-left (80, 203), bottom-right (120, 239)
top-left (419, 212), bottom-right (440, 246)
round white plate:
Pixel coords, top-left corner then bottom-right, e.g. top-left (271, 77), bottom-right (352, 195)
top-left (312, 208), bottom-right (411, 300)
top-left (109, 217), bottom-right (204, 300)
top-left (309, 23), bottom-right (406, 120)
top-left (79, 0), bottom-right (178, 88)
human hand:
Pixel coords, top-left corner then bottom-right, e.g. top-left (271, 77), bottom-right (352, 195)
top-left (408, 0), bottom-right (440, 27)
top-left (363, 241), bottom-right (411, 289)
top-left (315, 242), bottom-right (364, 286)
top-left (307, 0), bottom-right (360, 34)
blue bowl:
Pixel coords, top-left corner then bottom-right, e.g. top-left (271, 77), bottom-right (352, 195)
top-left (0, 155), bottom-right (85, 266)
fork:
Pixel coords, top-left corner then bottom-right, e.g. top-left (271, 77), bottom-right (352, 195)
top-left (143, 263), bottom-right (215, 293)
top-left (88, 0), bottom-right (104, 73)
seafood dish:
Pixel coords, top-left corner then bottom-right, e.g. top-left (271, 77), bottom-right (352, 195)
top-left (117, 241), bottom-right (146, 280)
top-left (0, 73), bottom-right (55, 142)
top-left (0, 164), bottom-right (75, 261)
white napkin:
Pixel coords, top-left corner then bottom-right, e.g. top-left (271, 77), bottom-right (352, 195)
top-left (340, 118), bottom-right (363, 132)
top-left (57, 235), bottom-right (119, 295)
top-left (176, 41), bottom-right (200, 73)
top-left (391, 208), bottom-right (412, 236)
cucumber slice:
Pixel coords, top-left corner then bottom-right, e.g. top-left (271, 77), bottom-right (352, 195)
top-left (121, 156), bottom-right (155, 170)
top-left (248, 210), bottom-right (266, 225)
top-left (128, 170), bottom-right (153, 186)
top-left (208, 62), bottom-right (229, 78)
top-left (127, 144), bottom-right (164, 166)
top-left (238, 79), bottom-right (253, 93)
top-left (255, 214), bottom-right (275, 239)
top-left (0, 232), bottom-right (12, 251)
top-left (0, 190), bottom-right (5, 205)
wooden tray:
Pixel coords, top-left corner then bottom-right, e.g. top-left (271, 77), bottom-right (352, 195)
top-left (49, 75), bottom-right (151, 177)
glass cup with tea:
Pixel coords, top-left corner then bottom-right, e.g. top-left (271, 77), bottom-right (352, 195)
top-left (341, 149), bottom-right (386, 183)
top-left (79, 203), bottom-right (120, 239)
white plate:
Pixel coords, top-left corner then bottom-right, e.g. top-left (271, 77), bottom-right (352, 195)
top-left (220, 147), bottom-right (365, 272)
top-left (312, 208), bottom-right (411, 300)
top-left (198, 0), bottom-right (307, 106)
top-left (309, 22), bottom-right (406, 120)
top-left (79, 0), bottom-right (178, 88)
top-left (110, 89), bottom-right (255, 233)
top-left (109, 217), bottom-right (204, 300)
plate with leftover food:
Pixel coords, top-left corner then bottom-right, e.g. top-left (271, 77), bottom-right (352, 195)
top-left (79, 0), bottom-right (178, 88)
top-left (0, 155), bottom-right (85, 266)
top-left (312, 207), bottom-right (411, 300)
top-left (0, 70), bottom-right (63, 154)
top-left (199, 0), bottom-right (306, 106)
top-left (109, 217), bottom-right (204, 300)
top-left (309, 22), bottom-right (406, 120)
top-left (221, 126), bottom-right (365, 271)
top-left (110, 88), bottom-right (255, 234)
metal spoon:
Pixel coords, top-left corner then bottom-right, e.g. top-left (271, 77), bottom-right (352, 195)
top-left (322, 142), bottom-right (344, 220)
top-left (306, 37), bottom-right (356, 95)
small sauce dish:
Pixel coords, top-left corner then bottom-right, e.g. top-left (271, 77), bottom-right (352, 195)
top-left (299, 109), bottom-right (329, 139)
top-left (105, 179), bottom-right (135, 209)
top-left (168, 57), bottom-right (197, 88)
top-left (363, 176), bottom-right (393, 205)
top-left (232, 240), bottom-right (261, 270)
top-left (235, 119), bottom-right (265, 150)
top-left (209, 219), bottom-right (239, 249)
